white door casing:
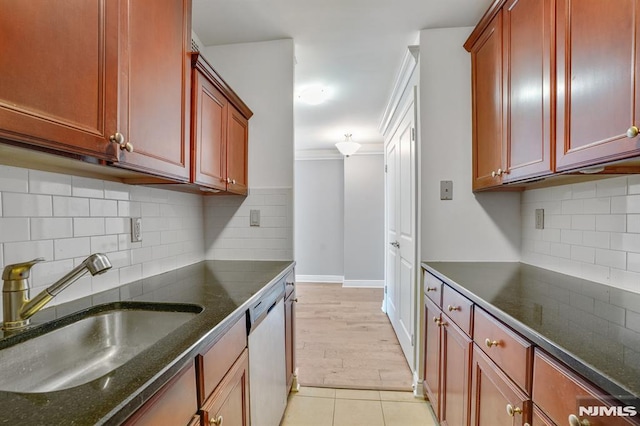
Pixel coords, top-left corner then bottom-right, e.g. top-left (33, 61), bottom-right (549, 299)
top-left (385, 93), bottom-right (417, 369)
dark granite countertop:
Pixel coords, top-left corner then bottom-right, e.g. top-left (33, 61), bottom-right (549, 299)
top-left (422, 261), bottom-right (640, 406)
top-left (0, 260), bottom-right (294, 426)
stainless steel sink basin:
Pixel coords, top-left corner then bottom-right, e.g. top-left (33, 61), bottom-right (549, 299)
top-left (0, 302), bottom-right (202, 393)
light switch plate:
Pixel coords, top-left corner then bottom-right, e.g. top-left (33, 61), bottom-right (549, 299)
top-left (250, 209), bottom-right (260, 227)
top-left (440, 180), bottom-right (453, 200)
top-left (131, 217), bottom-right (142, 242)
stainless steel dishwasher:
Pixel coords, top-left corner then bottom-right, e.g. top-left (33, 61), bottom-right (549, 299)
top-left (248, 280), bottom-right (287, 426)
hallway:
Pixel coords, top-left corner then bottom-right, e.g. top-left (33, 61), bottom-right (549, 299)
top-left (295, 283), bottom-right (413, 390)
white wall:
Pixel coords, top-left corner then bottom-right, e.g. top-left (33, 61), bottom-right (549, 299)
top-left (344, 154), bottom-right (385, 285)
top-left (294, 159), bottom-right (344, 280)
top-left (419, 27), bottom-right (521, 262)
top-left (522, 176), bottom-right (640, 294)
top-left (201, 39), bottom-right (295, 260)
top-left (0, 165), bottom-right (205, 319)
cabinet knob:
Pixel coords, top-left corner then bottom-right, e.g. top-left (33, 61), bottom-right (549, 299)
top-left (109, 132), bottom-right (134, 152)
top-left (232, 179), bottom-right (236, 184)
top-left (568, 414), bottom-right (590, 426)
top-left (293, 298), bottom-right (298, 303)
top-left (627, 126), bottom-right (639, 138)
top-left (491, 170), bottom-right (497, 178)
top-left (426, 286), bottom-right (437, 292)
top-left (447, 304), bottom-right (459, 312)
top-left (506, 404), bottom-right (522, 417)
top-left (210, 415), bottom-right (223, 425)
top-left (485, 338), bottom-right (500, 348)
top-left (432, 316), bottom-right (440, 323)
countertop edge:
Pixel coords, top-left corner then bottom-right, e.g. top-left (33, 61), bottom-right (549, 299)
top-left (421, 261), bottom-right (638, 402)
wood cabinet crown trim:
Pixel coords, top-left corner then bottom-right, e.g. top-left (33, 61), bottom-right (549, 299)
top-left (464, 0), bottom-right (509, 51)
top-left (191, 52), bottom-right (253, 120)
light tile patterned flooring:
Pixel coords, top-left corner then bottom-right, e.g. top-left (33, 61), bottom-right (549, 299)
top-left (295, 283), bottom-right (413, 390)
top-left (281, 387), bottom-right (437, 426)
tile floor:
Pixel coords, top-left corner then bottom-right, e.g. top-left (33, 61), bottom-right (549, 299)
top-left (280, 387), bottom-right (437, 426)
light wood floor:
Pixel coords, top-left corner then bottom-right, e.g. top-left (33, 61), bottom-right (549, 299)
top-left (295, 283), bottom-right (413, 391)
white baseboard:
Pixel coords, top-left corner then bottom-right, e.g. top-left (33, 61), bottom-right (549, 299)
top-left (295, 274), bottom-right (344, 283)
top-left (342, 280), bottom-right (385, 288)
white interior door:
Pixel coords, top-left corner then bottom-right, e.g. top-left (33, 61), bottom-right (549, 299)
top-left (384, 96), bottom-right (417, 369)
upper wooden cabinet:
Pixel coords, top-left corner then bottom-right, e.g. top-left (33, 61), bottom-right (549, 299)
top-left (0, 0), bottom-right (119, 161)
top-left (467, 0), bottom-right (554, 191)
top-left (0, 0), bottom-right (192, 182)
top-left (502, 0), bottom-right (554, 182)
top-left (191, 53), bottom-right (252, 195)
top-left (555, 0), bottom-right (640, 171)
top-left (114, 0), bottom-right (192, 181)
top-left (469, 10), bottom-right (505, 191)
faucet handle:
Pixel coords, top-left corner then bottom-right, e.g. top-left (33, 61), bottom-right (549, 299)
top-left (2, 258), bottom-right (45, 281)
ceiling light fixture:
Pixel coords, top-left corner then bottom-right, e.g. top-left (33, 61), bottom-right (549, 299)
top-left (335, 133), bottom-right (361, 157)
top-left (298, 85), bottom-right (329, 105)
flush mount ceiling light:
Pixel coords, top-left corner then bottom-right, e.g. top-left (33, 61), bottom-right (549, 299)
top-left (297, 84), bottom-right (330, 105)
top-left (335, 133), bottom-right (361, 157)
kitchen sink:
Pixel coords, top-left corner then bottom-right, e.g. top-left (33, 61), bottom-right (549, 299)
top-left (0, 302), bottom-right (202, 393)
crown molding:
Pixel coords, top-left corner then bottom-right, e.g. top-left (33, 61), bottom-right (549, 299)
top-left (379, 45), bottom-right (419, 137)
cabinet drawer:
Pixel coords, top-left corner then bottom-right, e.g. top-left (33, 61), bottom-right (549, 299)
top-left (197, 316), bottom-right (247, 405)
top-left (424, 271), bottom-right (443, 306)
top-left (533, 350), bottom-right (639, 426)
top-left (473, 307), bottom-right (533, 394)
top-left (442, 285), bottom-right (473, 336)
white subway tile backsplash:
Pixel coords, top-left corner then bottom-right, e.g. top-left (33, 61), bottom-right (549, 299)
top-left (4, 240), bottom-right (54, 264)
top-left (74, 218), bottom-right (106, 237)
top-left (90, 199), bottom-right (118, 217)
top-left (29, 170), bottom-right (72, 196)
top-left (90, 235), bottom-right (118, 253)
top-left (53, 196), bottom-right (90, 217)
top-left (0, 165), bottom-right (28, 193)
top-left (3, 193), bottom-right (52, 217)
top-left (596, 215), bottom-right (626, 232)
top-left (0, 218), bottom-right (30, 242)
top-left (103, 181), bottom-right (130, 201)
top-left (105, 217), bottom-right (129, 235)
top-left (595, 248), bottom-right (627, 269)
top-left (571, 215), bottom-right (595, 230)
top-left (72, 176), bottom-right (104, 198)
top-left (523, 176), bottom-right (640, 293)
top-left (54, 237), bottom-right (91, 260)
top-left (31, 218), bottom-right (73, 240)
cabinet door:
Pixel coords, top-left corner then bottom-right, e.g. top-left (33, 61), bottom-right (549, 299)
top-left (471, 10), bottom-right (505, 190)
top-left (116, 0), bottom-right (191, 180)
top-left (192, 69), bottom-right (227, 191)
top-left (0, 0), bottom-right (119, 161)
top-left (556, 0), bottom-right (640, 171)
top-left (201, 349), bottom-right (250, 426)
top-left (124, 363), bottom-right (197, 425)
top-left (285, 286), bottom-right (296, 391)
top-left (503, 0), bottom-right (554, 182)
top-left (440, 315), bottom-right (472, 426)
top-left (226, 105), bottom-right (249, 195)
top-left (471, 346), bottom-right (531, 426)
top-left (423, 298), bottom-right (442, 416)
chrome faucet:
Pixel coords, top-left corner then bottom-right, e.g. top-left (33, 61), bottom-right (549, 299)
top-left (1, 253), bottom-right (112, 331)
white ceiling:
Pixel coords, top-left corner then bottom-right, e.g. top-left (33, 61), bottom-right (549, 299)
top-left (192, 0), bottom-right (492, 155)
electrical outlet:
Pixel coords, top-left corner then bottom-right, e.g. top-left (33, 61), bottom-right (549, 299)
top-left (535, 209), bottom-right (544, 229)
top-left (131, 217), bottom-right (142, 242)
top-left (250, 209), bottom-right (260, 227)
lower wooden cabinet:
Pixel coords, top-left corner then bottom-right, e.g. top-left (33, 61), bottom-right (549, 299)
top-left (533, 349), bottom-right (639, 426)
top-left (422, 292), bottom-right (472, 426)
top-left (123, 363), bottom-right (198, 426)
top-left (470, 346), bottom-right (531, 426)
top-left (200, 349), bottom-right (250, 426)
